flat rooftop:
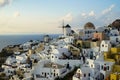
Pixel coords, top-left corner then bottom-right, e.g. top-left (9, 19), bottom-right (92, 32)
top-left (44, 62), bottom-right (65, 69)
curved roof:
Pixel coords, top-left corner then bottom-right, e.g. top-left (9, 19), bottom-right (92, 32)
top-left (112, 19), bottom-right (120, 28)
top-left (84, 22), bottom-right (95, 29)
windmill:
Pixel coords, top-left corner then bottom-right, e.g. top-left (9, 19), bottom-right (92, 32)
top-left (59, 20), bottom-right (65, 34)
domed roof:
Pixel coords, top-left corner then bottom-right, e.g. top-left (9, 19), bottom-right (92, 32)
top-left (112, 19), bottom-right (120, 28)
top-left (84, 22), bottom-right (95, 29)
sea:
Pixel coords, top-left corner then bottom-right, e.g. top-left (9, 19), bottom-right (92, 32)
top-left (0, 34), bottom-right (60, 51)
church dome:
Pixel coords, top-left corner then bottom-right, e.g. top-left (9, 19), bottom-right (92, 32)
top-left (84, 22), bottom-right (95, 29)
top-left (112, 19), bottom-right (120, 28)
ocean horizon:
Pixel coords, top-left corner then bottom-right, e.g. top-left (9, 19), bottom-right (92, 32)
top-left (0, 34), bottom-right (60, 51)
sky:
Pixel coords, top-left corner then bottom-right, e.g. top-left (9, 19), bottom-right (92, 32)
top-left (0, 0), bottom-right (120, 34)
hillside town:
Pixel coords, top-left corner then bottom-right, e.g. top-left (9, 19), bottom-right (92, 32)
top-left (0, 19), bottom-right (120, 80)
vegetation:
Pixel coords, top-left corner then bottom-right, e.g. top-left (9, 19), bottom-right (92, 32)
top-left (0, 73), bottom-right (8, 80)
top-left (16, 69), bottom-right (24, 79)
top-left (0, 48), bottom-right (13, 67)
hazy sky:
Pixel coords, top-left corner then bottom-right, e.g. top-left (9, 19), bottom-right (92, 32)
top-left (0, 0), bottom-right (120, 34)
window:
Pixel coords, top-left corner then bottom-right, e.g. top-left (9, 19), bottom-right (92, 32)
top-left (116, 38), bottom-right (119, 42)
top-left (102, 44), bottom-right (104, 47)
top-left (36, 74), bottom-right (40, 78)
top-left (101, 65), bottom-right (103, 70)
top-left (104, 66), bottom-right (106, 71)
top-left (88, 73), bottom-right (90, 77)
top-left (84, 74), bottom-right (86, 77)
top-left (91, 51), bottom-right (93, 54)
top-left (54, 73), bottom-right (55, 77)
top-left (91, 64), bottom-right (93, 68)
top-left (52, 56), bottom-right (54, 58)
top-left (107, 66), bottom-right (109, 70)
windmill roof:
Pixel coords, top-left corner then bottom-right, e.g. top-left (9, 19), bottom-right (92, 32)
top-left (64, 24), bottom-right (71, 28)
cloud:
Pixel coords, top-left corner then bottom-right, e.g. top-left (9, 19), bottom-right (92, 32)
top-left (14, 11), bottom-right (20, 17)
top-left (102, 4), bottom-right (115, 15)
top-left (88, 11), bottom-right (95, 16)
top-left (80, 11), bottom-right (95, 19)
top-left (81, 13), bottom-right (87, 19)
top-left (81, 13), bottom-right (86, 17)
top-left (69, 5), bottom-right (119, 28)
top-left (0, 0), bottom-right (12, 7)
top-left (60, 13), bottom-right (73, 22)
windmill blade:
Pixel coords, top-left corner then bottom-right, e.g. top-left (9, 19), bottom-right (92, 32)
top-left (58, 26), bottom-right (62, 28)
top-left (58, 20), bottom-right (65, 34)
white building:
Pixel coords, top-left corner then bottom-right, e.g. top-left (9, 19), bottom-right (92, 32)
top-left (50, 45), bottom-right (71, 61)
top-left (109, 29), bottom-right (119, 36)
top-left (110, 36), bottom-right (120, 45)
top-left (44, 35), bottom-right (50, 43)
top-left (63, 36), bottom-right (74, 44)
top-left (78, 29), bottom-right (96, 40)
top-left (63, 24), bottom-right (72, 36)
top-left (84, 29), bottom-right (96, 39)
top-left (94, 60), bottom-right (114, 80)
top-left (82, 47), bottom-right (99, 60)
top-left (100, 40), bottom-right (111, 52)
top-left (73, 66), bottom-right (94, 80)
top-left (33, 61), bottom-right (67, 80)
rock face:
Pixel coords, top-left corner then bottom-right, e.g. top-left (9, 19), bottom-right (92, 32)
top-left (84, 22), bottom-right (95, 29)
top-left (112, 19), bottom-right (120, 29)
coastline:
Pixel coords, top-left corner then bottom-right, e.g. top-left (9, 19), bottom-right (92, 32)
top-left (0, 34), bottom-right (61, 51)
